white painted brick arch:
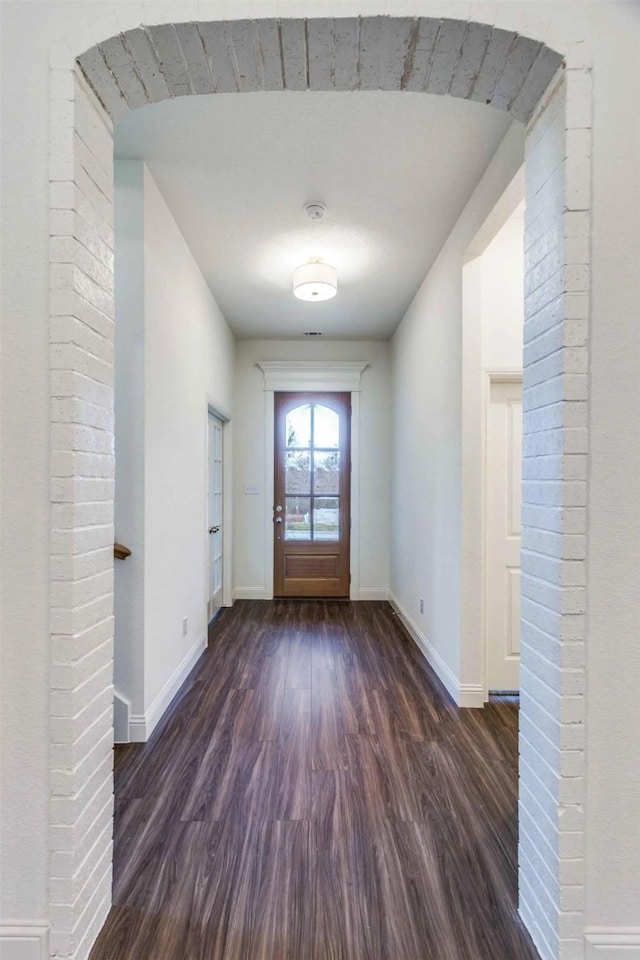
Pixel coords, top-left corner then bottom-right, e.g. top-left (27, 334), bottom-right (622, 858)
top-left (48, 16), bottom-right (591, 960)
top-left (76, 18), bottom-right (563, 121)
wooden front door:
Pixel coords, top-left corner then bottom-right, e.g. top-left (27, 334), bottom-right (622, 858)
top-left (274, 392), bottom-right (351, 597)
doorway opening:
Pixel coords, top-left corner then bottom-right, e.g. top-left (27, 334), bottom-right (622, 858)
top-left (46, 17), bottom-right (592, 960)
top-left (462, 177), bottom-right (526, 703)
top-left (485, 373), bottom-right (523, 693)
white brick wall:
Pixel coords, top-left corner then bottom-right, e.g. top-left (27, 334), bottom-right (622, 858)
top-left (50, 65), bottom-right (116, 960)
top-left (520, 64), bottom-right (592, 960)
top-left (48, 16), bottom-right (589, 960)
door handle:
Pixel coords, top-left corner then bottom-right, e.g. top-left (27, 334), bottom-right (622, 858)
top-left (209, 525), bottom-right (220, 534)
top-left (274, 517), bottom-right (283, 524)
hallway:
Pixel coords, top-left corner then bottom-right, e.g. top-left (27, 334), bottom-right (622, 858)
top-left (90, 601), bottom-right (538, 960)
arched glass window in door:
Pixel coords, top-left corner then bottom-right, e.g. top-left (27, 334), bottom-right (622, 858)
top-left (284, 403), bottom-right (340, 541)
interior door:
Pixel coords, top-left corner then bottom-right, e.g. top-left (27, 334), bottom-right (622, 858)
top-left (485, 377), bottom-right (522, 691)
top-left (207, 411), bottom-right (223, 622)
top-left (274, 392), bottom-right (351, 598)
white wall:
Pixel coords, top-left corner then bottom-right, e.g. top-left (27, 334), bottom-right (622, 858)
top-left (114, 161), bottom-right (234, 734)
top-left (583, 1), bottom-right (640, 935)
top-left (390, 124), bottom-right (525, 701)
top-left (233, 339), bottom-right (390, 599)
top-left (1, 2), bottom-right (59, 925)
top-left (480, 206), bottom-right (525, 371)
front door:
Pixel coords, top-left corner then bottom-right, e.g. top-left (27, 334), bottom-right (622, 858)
top-left (274, 392), bottom-right (351, 597)
top-left (485, 377), bottom-right (522, 691)
top-left (207, 411), bottom-right (223, 622)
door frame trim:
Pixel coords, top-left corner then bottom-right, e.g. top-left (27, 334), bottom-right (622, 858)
top-left (482, 369), bottom-right (523, 701)
top-left (206, 399), bottom-right (233, 615)
top-left (257, 362), bottom-right (368, 601)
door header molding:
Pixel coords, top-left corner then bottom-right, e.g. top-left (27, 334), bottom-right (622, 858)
top-left (257, 360), bottom-right (369, 393)
top-left (485, 368), bottom-right (523, 384)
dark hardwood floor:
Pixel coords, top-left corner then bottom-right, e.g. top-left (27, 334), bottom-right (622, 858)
top-left (90, 600), bottom-right (539, 960)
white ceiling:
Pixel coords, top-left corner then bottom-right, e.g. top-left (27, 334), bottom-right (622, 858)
top-left (115, 91), bottom-right (517, 340)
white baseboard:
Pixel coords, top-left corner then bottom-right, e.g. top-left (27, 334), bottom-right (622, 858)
top-left (458, 682), bottom-right (486, 708)
top-left (129, 631), bottom-right (207, 742)
top-left (0, 922), bottom-right (49, 960)
top-left (357, 588), bottom-right (389, 601)
top-left (128, 713), bottom-right (148, 742)
top-left (233, 589), bottom-right (389, 602)
top-left (585, 929), bottom-right (640, 958)
top-left (233, 589), bottom-right (268, 600)
top-left (388, 592), bottom-right (483, 708)
top-left (389, 591), bottom-right (459, 704)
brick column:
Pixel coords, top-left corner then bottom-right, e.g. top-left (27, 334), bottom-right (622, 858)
top-left (519, 66), bottom-right (591, 960)
top-left (49, 63), bottom-right (117, 959)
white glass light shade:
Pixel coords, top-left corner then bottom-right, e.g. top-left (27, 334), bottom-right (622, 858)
top-left (293, 262), bottom-right (338, 301)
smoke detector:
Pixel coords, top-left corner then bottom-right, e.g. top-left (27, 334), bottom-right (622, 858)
top-left (304, 202), bottom-right (327, 221)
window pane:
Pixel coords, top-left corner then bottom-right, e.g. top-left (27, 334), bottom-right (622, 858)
top-left (313, 451), bottom-right (340, 494)
top-left (313, 497), bottom-right (339, 540)
top-left (285, 497), bottom-right (311, 540)
top-left (313, 405), bottom-right (339, 448)
top-left (286, 405), bottom-right (311, 448)
top-left (286, 450), bottom-right (311, 494)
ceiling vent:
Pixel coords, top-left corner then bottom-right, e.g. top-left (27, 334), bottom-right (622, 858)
top-left (303, 331), bottom-right (323, 337)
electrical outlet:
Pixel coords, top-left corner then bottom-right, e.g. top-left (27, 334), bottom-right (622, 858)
top-left (182, 617), bottom-right (188, 637)
top-left (419, 598), bottom-right (424, 615)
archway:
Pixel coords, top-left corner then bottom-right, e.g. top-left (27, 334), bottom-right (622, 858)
top-left (49, 17), bottom-right (590, 960)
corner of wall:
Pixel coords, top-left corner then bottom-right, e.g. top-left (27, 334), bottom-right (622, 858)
top-left (113, 691), bottom-right (130, 743)
top-left (388, 592), bottom-right (484, 708)
top-left (389, 123), bottom-right (524, 712)
top-left (114, 156), bottom-right (146, 721)
top-left (129, 630), bottom-right (207, 742)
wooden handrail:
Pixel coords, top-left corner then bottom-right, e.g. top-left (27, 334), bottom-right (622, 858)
top-left (114, 543), bottom-right (131, 560)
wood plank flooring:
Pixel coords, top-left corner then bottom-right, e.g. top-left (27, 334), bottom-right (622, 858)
top-left (90, 600), bottom-right (539, 960)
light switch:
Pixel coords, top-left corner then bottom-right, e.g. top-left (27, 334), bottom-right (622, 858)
top-left (244, 484), bottom-right (260, 495)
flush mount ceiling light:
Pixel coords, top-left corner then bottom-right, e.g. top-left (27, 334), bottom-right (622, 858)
top-left (293, 259), bottom-right (338, 302)
top-left (292, 202), bottom-right (337, 302)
